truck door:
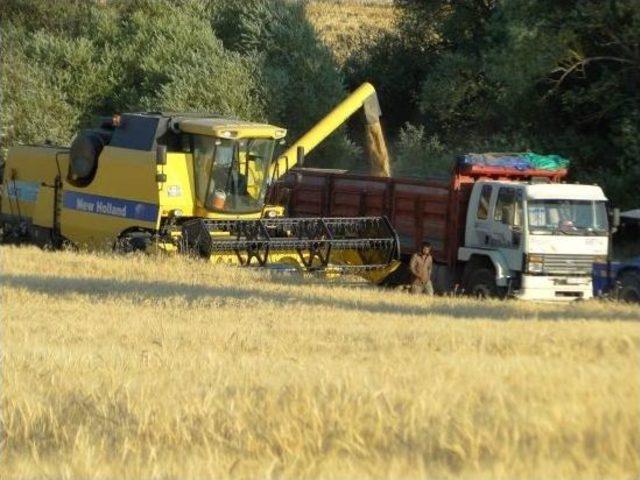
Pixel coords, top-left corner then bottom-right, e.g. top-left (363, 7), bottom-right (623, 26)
top-left (468, 184), bottom-right (494, 247)
top-left (491, 186), bottom-right (524, 269)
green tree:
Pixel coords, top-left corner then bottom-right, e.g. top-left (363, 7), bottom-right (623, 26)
top-left (213, 0), bottom-right (360, 168)
top-left (347, 0), bottom-right (640, 207)
top-left (1, 0), bottom-right (265, 153)
top-left (103, 0), bottom-right (264, 119)
top-left (1, 31), bottom-right (78, 147)
top-left (1, 0), bottom-right (361, 170)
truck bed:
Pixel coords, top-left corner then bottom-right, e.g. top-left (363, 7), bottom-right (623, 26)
top-left (272, 163), bottom-right (567, 266)
top-left (272, 169), bottom-right (461, 265)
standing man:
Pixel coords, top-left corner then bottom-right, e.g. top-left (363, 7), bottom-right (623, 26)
top-left (409, 241), bottom-right (434, 295)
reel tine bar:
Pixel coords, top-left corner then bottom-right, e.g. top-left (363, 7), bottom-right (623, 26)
top-left (179, 216), bottom-right (399, 270)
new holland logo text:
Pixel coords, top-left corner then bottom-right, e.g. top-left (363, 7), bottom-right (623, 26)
top-left (75, 197), bottom-right (128, 218)
top-left (63, 191), bottom-right (158, 222)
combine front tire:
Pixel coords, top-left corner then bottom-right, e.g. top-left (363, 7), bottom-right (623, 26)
top-left (116, 231), bottom-right (152, 253)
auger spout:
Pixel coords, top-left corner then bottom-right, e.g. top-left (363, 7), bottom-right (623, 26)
top-left (270, 82), bottom-right (391, 180)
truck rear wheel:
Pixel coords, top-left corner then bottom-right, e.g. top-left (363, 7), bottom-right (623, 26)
top-left (618, 271), bottom-right (640, 303)
top-left (466, 267), bottom-right (506, 299)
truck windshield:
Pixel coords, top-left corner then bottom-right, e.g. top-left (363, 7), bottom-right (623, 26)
top-left (192, 135), bottom-right (275, 213)
top-left (527, 200), bottom-right (608, 236)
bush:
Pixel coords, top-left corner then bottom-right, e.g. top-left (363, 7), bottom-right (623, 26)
top-left (0, 26), bottom-right (79, 150)
top-left (106, 1), bottom-right (264, 119)
top-left (1, 0), bottom-right (266, 153)
top-left (391, 123), bottom-right (450, 177)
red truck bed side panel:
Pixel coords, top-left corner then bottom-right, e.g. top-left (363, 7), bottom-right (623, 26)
top-left (278, 170), bottom-right (454, 264)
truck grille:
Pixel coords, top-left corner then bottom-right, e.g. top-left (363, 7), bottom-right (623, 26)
top-left (541, 254), bottom-right (597, 275)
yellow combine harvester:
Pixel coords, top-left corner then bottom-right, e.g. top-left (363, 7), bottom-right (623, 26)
top-left (0, 83), bottom-right (399, 277)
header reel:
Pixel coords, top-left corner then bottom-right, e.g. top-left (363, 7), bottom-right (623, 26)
top-left (177, 216), bottom-right (400, 272)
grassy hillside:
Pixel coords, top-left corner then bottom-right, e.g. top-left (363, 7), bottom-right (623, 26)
top-left (307, 0), bottom-right (397, 65)
top-left (1, 246), bottom-right (639, 479)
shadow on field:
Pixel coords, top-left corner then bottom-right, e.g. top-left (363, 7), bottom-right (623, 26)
top-left (2, 272), bottom-right (638, 322)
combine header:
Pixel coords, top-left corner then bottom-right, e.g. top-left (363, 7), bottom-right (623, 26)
top-left (0, 84), bottom-right (399, 277)
top-left (179, 216), bottom-right (398, 271)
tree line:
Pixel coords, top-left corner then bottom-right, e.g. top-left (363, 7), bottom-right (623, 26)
top-left (1, 0), bottom-right (358, 168)
top-left (349, 0), bottom-right (640, 208)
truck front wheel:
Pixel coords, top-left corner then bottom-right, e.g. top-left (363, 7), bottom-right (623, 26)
top-left (618, 271), bottom-right (640, 303)
top-left (466, 267), bottom-right (505, 299)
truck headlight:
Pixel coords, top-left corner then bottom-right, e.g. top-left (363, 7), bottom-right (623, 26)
top-left (528, 262), bottom-right (543, 273)
top-left (527, 254), bottom-right (544, 274)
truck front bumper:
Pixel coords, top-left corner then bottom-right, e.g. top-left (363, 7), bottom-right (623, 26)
top-left (516, 274), bottom-right (593, 301)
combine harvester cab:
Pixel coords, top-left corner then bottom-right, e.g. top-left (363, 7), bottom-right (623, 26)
top-left (276, 153), bottom-right (611, 300)
top-left (0, 102), bottom-right (400, 276)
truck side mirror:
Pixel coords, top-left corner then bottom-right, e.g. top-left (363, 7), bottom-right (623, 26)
top-left (609, 208), bottom-right (620, 235)
top-left (156, 144), bottom-right (167, 166)
top-left (612, 208), bottom-right (620, 228)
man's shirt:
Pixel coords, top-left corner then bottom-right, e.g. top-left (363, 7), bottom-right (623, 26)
top-left (409, 253), bottom-right (433, 284)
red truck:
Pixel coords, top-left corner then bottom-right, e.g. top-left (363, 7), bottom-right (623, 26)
top-left (271, 157), bottom-right (610, 300)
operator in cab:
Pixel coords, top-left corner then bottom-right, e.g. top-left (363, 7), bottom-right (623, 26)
top-left (409, 241), bottom-right (434, 296)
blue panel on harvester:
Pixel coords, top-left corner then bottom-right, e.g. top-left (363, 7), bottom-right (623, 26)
top-left (63, 191), bottom-right (159, 222)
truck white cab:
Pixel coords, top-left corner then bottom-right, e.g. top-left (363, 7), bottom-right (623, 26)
top-left (460, 181), bottom-right (608, 300)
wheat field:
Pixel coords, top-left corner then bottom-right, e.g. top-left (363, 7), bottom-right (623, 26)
top-left (1, 245), bottom-right (639, 479)
top-left (307, 0), bottom-right (397, 65)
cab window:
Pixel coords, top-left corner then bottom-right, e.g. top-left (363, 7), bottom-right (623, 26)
top-left (494, 187), bottom-right (523, 226)
top-left (476, 185), bottom-right (492, 220)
